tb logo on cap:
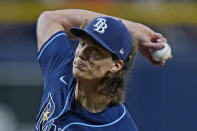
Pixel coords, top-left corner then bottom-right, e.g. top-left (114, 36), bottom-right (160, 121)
top-left (94, 18), bottom-right (107, 34)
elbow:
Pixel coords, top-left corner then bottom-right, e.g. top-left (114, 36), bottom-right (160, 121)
top-left (37, 11), bottom-right (54, 25)
top-left (36, 11), bottom-right (56, 48)
top-left (36, 11), bottom-right (56, 35)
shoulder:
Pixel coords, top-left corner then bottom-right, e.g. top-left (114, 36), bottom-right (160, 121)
top-left (37, 31), bottom-right (68, 60)
top-left (37, 30), bottom-right (75, 78)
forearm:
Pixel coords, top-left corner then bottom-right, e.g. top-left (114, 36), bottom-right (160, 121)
top-left (37, 9), bottom-right (154, 50)
top-left (37, 9), bottom-right (104, 50)
top-left (51, 9), bottom-right (152, 39)
top-left (56, 9), bottom-right (155, 43)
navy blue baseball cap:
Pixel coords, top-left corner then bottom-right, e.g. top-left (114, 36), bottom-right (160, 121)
top-left (70, 16), bottom-right (133, 62)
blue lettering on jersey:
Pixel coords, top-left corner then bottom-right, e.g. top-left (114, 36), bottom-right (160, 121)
top-left (36, 92), bottom-right (55, 131)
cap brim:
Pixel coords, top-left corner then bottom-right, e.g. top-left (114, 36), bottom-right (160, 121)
top-left (70, 27), bottom-right (116, 55)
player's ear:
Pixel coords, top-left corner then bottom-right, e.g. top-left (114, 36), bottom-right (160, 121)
top-left (111, 60), bottom-right (124, 72)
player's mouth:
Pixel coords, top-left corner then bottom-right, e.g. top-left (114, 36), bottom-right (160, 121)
top-left (73, 60), bottom-right (87, 70)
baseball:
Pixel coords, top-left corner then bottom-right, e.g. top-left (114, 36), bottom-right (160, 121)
top-left (151, 43), bottom-right (171, 62)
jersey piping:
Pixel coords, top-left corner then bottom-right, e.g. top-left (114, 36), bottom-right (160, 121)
top-left (37, 32), bottom-right (67, 60)
top-left (62, 104), bottom-right (126, 130)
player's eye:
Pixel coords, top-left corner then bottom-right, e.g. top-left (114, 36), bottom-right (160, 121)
top-left (91, 48), bottom-right (103, 57)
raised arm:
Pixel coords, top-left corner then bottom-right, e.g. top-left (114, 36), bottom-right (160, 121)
top-left (36, 9), bottom-right (171, 65)
top-left (36, 9), bottom-right (105, 51)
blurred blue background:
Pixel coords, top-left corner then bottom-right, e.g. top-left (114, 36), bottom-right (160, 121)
top-left (0, 0), bottom-right (196, 131)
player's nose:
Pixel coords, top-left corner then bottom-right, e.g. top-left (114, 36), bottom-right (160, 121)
top-left (78, 46), bottom-right (90, 60)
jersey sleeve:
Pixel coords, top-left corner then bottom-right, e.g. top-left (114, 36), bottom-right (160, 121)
top-left (35, 31), bottom-right (77, 130)
top-left (37, 31), bottom-right (74, 78)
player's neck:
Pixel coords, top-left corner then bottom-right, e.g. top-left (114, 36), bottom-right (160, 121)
top-left (75, 80), bottom-right (111, 113)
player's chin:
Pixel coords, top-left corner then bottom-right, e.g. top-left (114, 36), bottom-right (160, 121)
top-left (73, 68), bottom-right (98, 80)
top-left (73, 68), bottom-right (86, 79)
top-left (73, 67), bottom-right (80, 75)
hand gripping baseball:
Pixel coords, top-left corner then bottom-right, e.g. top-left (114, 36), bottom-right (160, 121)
top-left (151, 42), bottom-right (172, 62)
top-left (138, 32), bottom-right (172, 66)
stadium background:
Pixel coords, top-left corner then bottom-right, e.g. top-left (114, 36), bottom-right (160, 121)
top-left (0, 0), bottom-right (197, 131)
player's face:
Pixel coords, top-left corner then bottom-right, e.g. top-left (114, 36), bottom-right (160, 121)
top-left (73, 39), bottom-right (114, 80)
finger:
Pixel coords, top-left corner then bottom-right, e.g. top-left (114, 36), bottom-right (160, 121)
top-left (143, 42), bottom-right (165, 50)
top-left (151, 33), bottom-right (163, 42)
top-left (149, 59), bottom-right (165, 66)
top-left (154, 33), bottom-right (163, 39)
top-left (139, 47), bottom-right (165, 66)
top-left (157, 37), bottom-right (167, 43)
